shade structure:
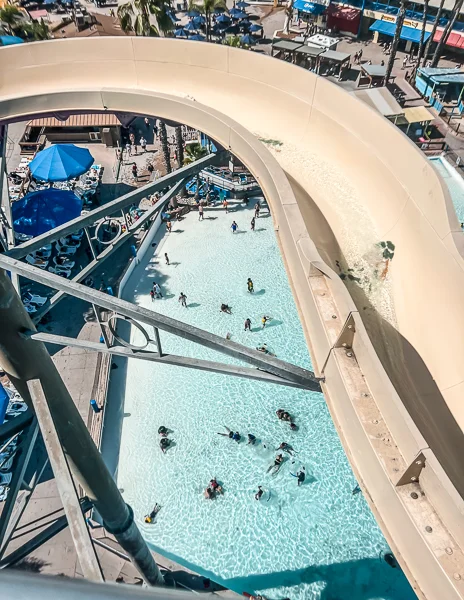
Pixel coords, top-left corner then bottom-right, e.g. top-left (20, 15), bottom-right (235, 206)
top-left (249, 23), bottom-right (263, 32)
top-left (12, 189), bottom-right (82, 237)
top-left (293, 0), bottom-right (327, 14)
top-left (0, 36), bottom-right (24, 46)
top-left (193, 15), bottom-right (206, 25)
top-left (231, 10), bottom-right (248, 19)
top-left (236, 0), bottom-right (250, 7)
top-left (229, 7), bottom-right (246, 16)
top-left (241, 19), bottom-right (252, 29)
top-left (184, 20), bottom-right (198, 31)
top-left (225, 24), bottom-right (240, 34)
top-left (187, 9), bottom-right (200, 16)
top-left (241, 33), bottom-right (256, 45)
top-left (216, 13), bottom-right (231, 23)
top-left (189, 33), bottom-right (206, 41)
top-left (369, 19), bottom-right (431, 44)
top-left (174, 27), bottom-right (188, 37)
top-left (29, 144), bottom-right (94, 182)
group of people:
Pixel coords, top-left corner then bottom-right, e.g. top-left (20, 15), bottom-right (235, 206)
top-left (150, 281), bottom-right (163, 300)
top-left (276, 409), bottom-right (297, 431)
top-left (158, 425), bottom-right (173, 454)
top-left (204, 478), bottom-right (224, 499)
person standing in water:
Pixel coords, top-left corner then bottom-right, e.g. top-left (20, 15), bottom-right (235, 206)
top-left (165, 253), bottom-right (170, 265)
top-left (179, 292), bottom-right (187, 308)
top-left (231, 220), bottom-right (238, 233)
top-left (223, 199), bottom-right (229, 213)
top-left (150, 289), bottom-right (155, 302)
top-left (244, 318), bottom-right (252, 332)
top-left (166, 220), bottom-right (172, 233)
top-left (254, 202), bottom-right (260, 219)
top-left (247, 278), bottom-right (254, 293)
top-left (255, 486), bottom-right (264, 501)
top-left (251, 217), bottom-right (255, 231)
top-left (199, 204), bottom-right (204, 221)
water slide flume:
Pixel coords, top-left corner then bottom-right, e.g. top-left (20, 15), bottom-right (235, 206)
top-left (1, 38), bottom-right (463, 599)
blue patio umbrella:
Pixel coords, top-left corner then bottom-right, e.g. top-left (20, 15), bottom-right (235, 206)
top-left (216, 13), bottom-right (231, 23)
top-left (189, 33), bottom-right (206, 40)
top-left (193, 15), bottom-right (206, 25)
top-left (241, 19), bottom-right (251, 29)
top-left (0, 36), bottom-right (24, 46)
top-left (240, 33), bottom-right (256, 45)
top-left (12, 189), bottom-right (82, 237)
top-left (184, 20), bottom-right (198, 31)
top-left (187, 9), bottom-right (200, 16)
top-left (236, 0), bottom-right (250, 7)
top-left (225, 24), bottom-right (240, 33)
top-left (175, 27), bottom-right (188, 36)
top-left (250, 23), bottom-right (263, 32)
top-left (29, 144), bottom-right (94, 182)
top-left (231, 10), bottom-right (248, 19)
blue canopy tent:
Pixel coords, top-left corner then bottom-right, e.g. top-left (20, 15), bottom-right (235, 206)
top-left (193, 15), bottom-right (206, 25)
top-left (241, 19), bottom-right (252, 29)
top-left (0, 35), bottom-right (24, 47)
top-left (293, 0), bottom-right (327, 14)
top-left (189, 33), bottom-right (206, 40)
top-left (12, 189), bottom-right (82, 237)
top-left (29, 144), bottom-right (94, 182)
top-left (241, 33), bottom-right (256, 45)
top-left (236, 0), bottom-right (250, 7)
top-left (250, 23), bottom-right (263, 32)
top-left (369, 19), bottom-right (431, 44)
top-left (229, 7), bottom-right (246, 16)
top-left (175, 27), bottom-right (188, 37)
top-left (184, 20), bottom-right (198, 31)
top-left (216, 13), bottom-right (231, 23)
top-left (231, 10), bottom-right (248, 19)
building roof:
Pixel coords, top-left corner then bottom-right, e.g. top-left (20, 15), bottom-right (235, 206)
top-left (418, 67), bottom-right (464, 84)
top-left (294, 45), bottom-right (325, 57)
top-left (272, 40), bottom-right (303, 52)
top-left (361, 64), bottom-right (387, 78)
top-left (351, 87), bottom-right (403, 117)
top-left (403, 106), bottom-right (435, 123)
top-left (320, 49), bottom-right (350, 62)
top-left (369, 19), bottom-right (431, 44)
top-left (28, 113), bottom-right (121, 128)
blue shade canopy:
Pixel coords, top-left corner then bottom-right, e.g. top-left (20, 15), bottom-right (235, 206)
top-left (187, 9), bottom-right (200, 16)
top-left (29, 144), bottom-right (94, 182)
top-left (216, 13), bottom-right (231, 22)
top-left (241, 33), bottom-right (256, 44)
top-left (175, 27), bottom-right (188, 36)
top-left (193, 15), bottom-right (206, 25)
top-left (293, 0), bottom-right (326, 14)
top-left (12, 189), bottom-right (82, 237)
top-left (184, 20), bottom-right (198, 31)
top-left (249, 23), bottom-right (263, 31)
top-left (231, 10), bottom-right (248, 19)
top-left (369, 19), bottom-right (431, 43)
top-left (0, 36), bottom-right (24, 46)
top-left (236, 1), bottom-right (250, 7)
top-left (189, 33), bottom-right (206, 40)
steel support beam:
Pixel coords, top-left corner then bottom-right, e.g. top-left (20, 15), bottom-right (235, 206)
top-left (31, 178), bottom-right (187, 325)
top-left (0, 269), bottom-right (164, 585)
top-left (27, 332), bottom-right (316, 390)
top-left (8, 154), bottom-right (220, 260)
top-left (0, 125), bottom-right (19, 292)
top-left (28, 379), bottom-right (104, 582)
top-left (0, 256), bottom-right (319, 389)
top-left (0, 498), bottom-right (93, 568)
top-left (0, 420), bottom-right (39, 557)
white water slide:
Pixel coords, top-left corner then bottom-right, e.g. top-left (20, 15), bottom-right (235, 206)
top-left (1, 38), bottom-right (464, 599)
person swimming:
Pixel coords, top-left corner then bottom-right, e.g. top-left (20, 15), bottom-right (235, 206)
top-left (261, 315), bottom-right (272, 329)
top-left (255, 486), bottom-right (264, 501)
top-left (297, 469), bottom-right (306, 486)
top-left (210, 478), bottom-right (223, 493)
top-left (158, 426), bottom-right (168, 436)
top-left (160, 437), bottom-right (171, 454)
top-left (217, 426), bottom-right (240, 441)
top-left (256, 344), bottom-right (276, 357)
top-left (232, 431), bottom-right (241, 442)
top-left (267, 454), bottom-right (284, 475)
top-left (144, 503), bottom-right (161, 523)
top-left (276, 442), bottom-right (295, 456)
top-left (220, 303), bottom-right (232, 314)
top-left (247, 433), bottom-right (257, 445)
top-left (204, 487), bottom-right (214, 500)
top-left (247, 278), bottom-right (254, 293)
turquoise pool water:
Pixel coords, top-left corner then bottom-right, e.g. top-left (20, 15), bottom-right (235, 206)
top-left (116, 200), bottom-right (414, 600)
top-left (430, 156), bottom-right (464, 223)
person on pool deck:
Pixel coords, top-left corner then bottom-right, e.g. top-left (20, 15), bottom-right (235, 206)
top-left (231, 220), bottom-right (238, 233)
top-left (297, 469), bottom-right (306, 486)
top-left (158, 426), bottom-right (168, 436)
top-left (244, 318), bottom-right (252, 332)
top-left (250, 217), bottom-right (255, 231)
top-left (267, 454), bottom-right (284, 474)
top-left (261, 315), bottom-right (272, 329)
top-left (247, 278), bottom-right (254, 293)
top-left (276, 442), bottom-right (295, 456)
top-left (247, 433), bottom-right (257, 445)
top-left (220, 304), bottom-right (232, 314)
top-left (160, 437), bottom-right (171, 454)
top-left (165, 253), bottom-right (170, 265)
top-left (179, 292), bottom-right (187, 308)
top-left (255, 486), bottom-right (264, 501)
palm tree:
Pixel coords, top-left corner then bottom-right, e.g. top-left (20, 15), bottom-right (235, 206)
top-left (0, 4), bottom-right (22, 35)
top-left (183, 142), bottom-right (208, 165)
top-left (159, 121), bottom-right (172, 174)
top-left (117, 0), bottom-right (173, 36)
top-left (175, 126), bottom-right (184, 168)
top-left (422, 0), bottom-right (446, 65)
top-left (383, 0), bottom-right (407, 86)
top-left (189, 0), bottom-right (226, 42)
top-left (431, 0), bottom-right (464, 66)
top-left (417, 0), bottom-right (430, 67)
top-left (20, 19), bottom-right (50, 40)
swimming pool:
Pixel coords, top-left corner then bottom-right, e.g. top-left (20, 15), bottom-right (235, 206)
top-left (430, 156), bottom-right (464, 223)
top-left (114, 199), bottom-right (414, 599)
